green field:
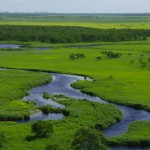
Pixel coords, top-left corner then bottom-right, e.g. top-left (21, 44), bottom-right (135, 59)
top-left (1, 13), bottom-right (150, 22)
top-left (0, 41), bottom-right (150, 110)
top-left (0, 21), bottom-right (150, 29)
top-left (1, 13), bottom-right (150, 29)
top-left (0, 40), bottom-right (150, 149)
top-left (0, 70), bottom-right (51, 121)
top-left (0, 14), bottom-right (150, 149)
top-left (0, 84), bottom-right (121, 149)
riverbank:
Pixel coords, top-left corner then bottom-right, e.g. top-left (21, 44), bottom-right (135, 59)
top-left (0, 70), bottom-right (122, 150)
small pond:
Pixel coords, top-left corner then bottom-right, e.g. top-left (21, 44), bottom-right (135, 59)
top-left (0, 44), bottom-right (21, 49)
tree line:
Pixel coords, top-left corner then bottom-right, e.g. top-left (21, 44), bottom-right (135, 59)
top-left (0, 25), bottom-right (149, 43)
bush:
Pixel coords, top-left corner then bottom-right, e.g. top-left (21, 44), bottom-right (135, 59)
top-left (43, 92), bottom-right (50, 99)
top-left (39, 105), bottom-right (70, 116)
top-left (0, 113), bottom-right (30, 121)
top-left (72, 126), bottom-right (108, 150)
top-left (96, 56), bottom-right (102, 60)
top-left (101, 51), bottom-right (121, 59)
top-left (31, 121), bottom-right (53, 138)
top-left (69, 53), bottom-right (86, 60)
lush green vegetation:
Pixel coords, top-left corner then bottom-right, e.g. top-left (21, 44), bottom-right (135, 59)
top-left (72, 126), bottom-right (108, 150)
top-left (0, 14), bottom-right (150, 148)
top-left (0, 70), bottom-right (51, 121)
top-left (1, 21), bottom-right (150, 30)
top-left (69, 53), bottom-right (86, 60)
top-left (0, 41), bottom-right (150, 111)
top-left (0, 98), bottom-right (121, 150)
top-left (2, 13), bottom-right (150, 30)
top-left (38, 105), bottom-right (70, 116)
top-left (101, 51), bottom-right (121, 59)
top-left (31, 121), bottom-right (53, 138)
top-left (0, 25), bottom-right (149, 43)
top-left (108, 121), bottom-right (150, 147)
top-left (43, 93), bottom-right (68, 101)
top-left (0, 70), bottom-right (121, 149)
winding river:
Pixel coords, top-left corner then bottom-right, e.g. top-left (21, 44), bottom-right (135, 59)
top-left (24, 73), bottom-right (150, 136)
top-left (1, 68), bottom-right (150, 149)
top-left (22, 72), bottom-right (150, 150)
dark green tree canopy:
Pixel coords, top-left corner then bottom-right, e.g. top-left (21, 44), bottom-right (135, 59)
top-left (0, 25), bottom-right (148, 43)
top-left (72, 126), bottom-right (108, 150)
top-left (31, 121), bottom-right (53, 138)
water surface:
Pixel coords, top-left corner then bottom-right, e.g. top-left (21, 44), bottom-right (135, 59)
top-left (0, 44), bottom-right (21, 49)
top-left (24, 73), bottom-right (150, 138)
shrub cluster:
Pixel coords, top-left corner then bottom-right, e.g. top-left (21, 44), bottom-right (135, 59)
top-left (101, 51), bottom-right (121, 59)
top-left (69, 53), bottom-right (86, 60)
top-left (43, 93), bottom-right (68, 101)
top-left (0, 114), bottom-right (30, 121)
top-left (38, 105), bottom-right (70, 116)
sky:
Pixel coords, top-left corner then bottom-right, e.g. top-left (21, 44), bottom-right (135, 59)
top-left (0, 0), bottom-right (150, 13)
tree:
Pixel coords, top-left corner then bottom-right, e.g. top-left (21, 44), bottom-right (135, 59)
top-left (31, 121), bottom-right (53, 138)
top-left (71, 127), bottom-right (108, 150)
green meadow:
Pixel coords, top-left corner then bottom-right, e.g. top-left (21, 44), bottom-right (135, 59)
top-left (0, 40), bottom-right (150, 149)
top-left (1, 13), bottom-right (150, 29)
top-left (0, 41), bottom-right (150, 110)
top-left (0, 21), bottom-right (150, 29)
top-left (0, 92), bottom-right (121, 150)
top-left (0, 14), bottom-right (150, 149)
top-left (0, 70), bottom-right (51, 121)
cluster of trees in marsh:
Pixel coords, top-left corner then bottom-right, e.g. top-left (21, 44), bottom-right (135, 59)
top-left (69, 53), bottom-right (86, 60)
top-left (101, 51), bottom-right (121, 59)
top-left (0, 25), bottom-right (149, 43)
top-left (26, 121), bottom-right (108, 150)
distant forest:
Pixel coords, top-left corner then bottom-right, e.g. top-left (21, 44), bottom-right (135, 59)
top-left (1, 13), bottom-right (150, 22)
top-left (0, 25), bottom-right (149, 43)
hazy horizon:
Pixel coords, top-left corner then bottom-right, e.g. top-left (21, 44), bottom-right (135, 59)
top-left (0, 0), bottom-right (150, 13)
